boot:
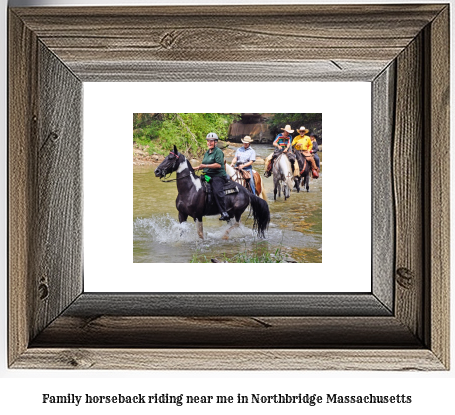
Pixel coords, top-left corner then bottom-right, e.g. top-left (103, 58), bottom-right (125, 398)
top-left (219, 212), bottom-right (230, 221)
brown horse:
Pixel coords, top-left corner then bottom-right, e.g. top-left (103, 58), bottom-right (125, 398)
top-left (225, 163), bottom-right (267, 201)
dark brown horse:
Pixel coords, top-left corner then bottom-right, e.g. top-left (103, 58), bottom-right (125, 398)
top-left (294, 150), bottom-right (312, 192)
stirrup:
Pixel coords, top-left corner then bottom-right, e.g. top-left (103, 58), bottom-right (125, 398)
top-left (219, 212), bottom-right (230, 221)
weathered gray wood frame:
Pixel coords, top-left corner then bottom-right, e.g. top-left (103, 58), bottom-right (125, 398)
top-left (8, 5), bottom-right (449, 370)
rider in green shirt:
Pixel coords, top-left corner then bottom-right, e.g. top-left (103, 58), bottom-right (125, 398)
top-left (201, 145), bottom-right (226, 177)
top-left (194, 133), bottom-right (230, 221)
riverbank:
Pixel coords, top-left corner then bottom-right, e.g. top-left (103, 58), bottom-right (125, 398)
top-left (133, 141), bottom-right (266, 166)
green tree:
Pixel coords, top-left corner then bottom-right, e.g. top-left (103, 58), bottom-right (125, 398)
top-left (133, 113), bottom-right (239, 157)
top-left (267, 113), bottom-right (322, 136)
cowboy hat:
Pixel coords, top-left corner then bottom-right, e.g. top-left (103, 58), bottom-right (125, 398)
top-left (280, 124), bottom-right (294, 134)
top-left (241, 135), bottom-right (254, 143)
top-left (297, 126), bottom-right (309, 134)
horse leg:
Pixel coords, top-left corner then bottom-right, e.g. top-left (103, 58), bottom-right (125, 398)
top-left (223, 209), bottom-right (243, 240)
top-left (276, 177), bottom-right (282, 199)
top-left (195, 218), bottom-right (204, 239)
top-left (305, 174), bottom-right (310, 192)
top-left (294, 177), bottom-right (300, 193)
top-left (222, 219), bottom-right (240, 240)
top-left (178, 212), bottom-right (188, 237)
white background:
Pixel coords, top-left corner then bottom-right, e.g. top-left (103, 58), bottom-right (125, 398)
top-left (84, 82), bottom-right (371, 292)
top-left (1, 0), bottom-right (454, 414)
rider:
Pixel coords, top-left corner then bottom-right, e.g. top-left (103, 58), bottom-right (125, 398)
top-left (292, 126), bottom-right (319, 174)
top-left (230, 135), bottom-right (256, 195)
top-left (194, 133), bottom-right (230, 221)
top-left (310, 132), bottom-right (320, 170)
top-left (264, 124), bottom-right (294, 178)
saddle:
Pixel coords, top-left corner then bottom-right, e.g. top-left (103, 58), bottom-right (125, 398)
top-left (201, 179), bottom-right (239, 208)
top-left (239, 168), bottom-right (251, 180)
top-left (297, 150), bottom-right (319, 178)
top-left (232, 168), bottom-right (260, 195)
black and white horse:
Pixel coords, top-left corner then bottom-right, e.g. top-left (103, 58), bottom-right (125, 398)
top-left (154, 146), bottom-right (270, 239)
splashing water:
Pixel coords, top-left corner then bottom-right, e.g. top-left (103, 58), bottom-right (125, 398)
top-left (133, 214), bottom-right (258, 244)
top-left (133, 214), bottom-right (271, 262)
top-left (134, 214), bottom-right (198, 244)
top-left (133, 213), bottom-right (320, 263)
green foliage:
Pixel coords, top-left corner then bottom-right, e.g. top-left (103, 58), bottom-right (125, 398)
top-left (133, 113), bottom-right (239, 157)
top-left (133, 113), bottom-right (156, 129)
top-left (267, 113), bottom-right (322, 136)
top-left (190, 244), bottom-right (293, 263)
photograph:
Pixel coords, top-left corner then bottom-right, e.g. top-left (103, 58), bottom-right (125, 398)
top-left (133, 113), bottom-right (322, 264)
top-left (4, 0), bottom-right (450, 385)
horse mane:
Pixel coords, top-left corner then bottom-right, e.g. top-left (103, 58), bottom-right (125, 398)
top-left (275, 153), bottom-right (292, 171)
top-left (274, 153), bottom-right (294, 189)
top-left (176, 152), bottom-right (200, 180)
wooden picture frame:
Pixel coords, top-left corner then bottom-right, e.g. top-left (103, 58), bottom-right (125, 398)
top-left (8, 4), bottom-right (449, 370)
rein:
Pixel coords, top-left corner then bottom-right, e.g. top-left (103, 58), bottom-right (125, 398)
top-left (159, 172), bottom-right (193, 183)
top-left (160, 165), bottom-right (203, 183)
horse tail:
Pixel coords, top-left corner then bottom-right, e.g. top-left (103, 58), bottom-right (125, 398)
top-left (248, 192), bottom-right (270, 238)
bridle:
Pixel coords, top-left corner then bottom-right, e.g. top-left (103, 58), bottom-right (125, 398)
top-left (159, 152), bottom-right (201, 183)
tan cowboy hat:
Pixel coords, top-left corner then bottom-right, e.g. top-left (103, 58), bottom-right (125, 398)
top-left (281, 125), bottom-right (294, 133)
top-left (297, 126), bottom-right (309, 134)
top-left (241, 135), bottom-right (254, 143)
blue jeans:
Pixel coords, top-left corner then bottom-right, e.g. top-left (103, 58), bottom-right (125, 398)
top-left (243, 167), bottom-right (256, 195)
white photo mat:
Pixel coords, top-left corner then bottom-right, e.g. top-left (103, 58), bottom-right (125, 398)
top-left (83, 82), bottom-right (371, 292)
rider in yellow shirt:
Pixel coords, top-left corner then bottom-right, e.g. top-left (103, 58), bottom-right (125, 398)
top-left (292, 126), bottom-right (319, 173)
top-left (292, 127), bottom-right (313, 151)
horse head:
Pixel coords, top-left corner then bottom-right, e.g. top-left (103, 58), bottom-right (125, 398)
top-left (154, 145), bottom-right (182, 178)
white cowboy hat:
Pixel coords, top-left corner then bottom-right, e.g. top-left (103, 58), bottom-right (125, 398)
top-left (241, 135), bottom-right (254, 143)
top-left (297, 126), bottom-right (309, 134)
top-left (281, 125), bottom-right (294, 133)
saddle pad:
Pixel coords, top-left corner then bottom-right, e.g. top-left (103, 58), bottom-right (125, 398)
top-left (223, 180), bottom-right (239, 191)
top-left (224, 187), bottom-right (239, 195)
top-left (202, 179), bottom-right (239, 195)
top-left (223, 180), bottom-right (239, 195)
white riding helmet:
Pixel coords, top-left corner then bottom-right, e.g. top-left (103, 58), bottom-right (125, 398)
top-left (206, 132), bottom-right (218, 141)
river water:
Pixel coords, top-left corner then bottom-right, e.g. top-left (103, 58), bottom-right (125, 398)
top-left (133, 144), bottom-right (322, 263)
